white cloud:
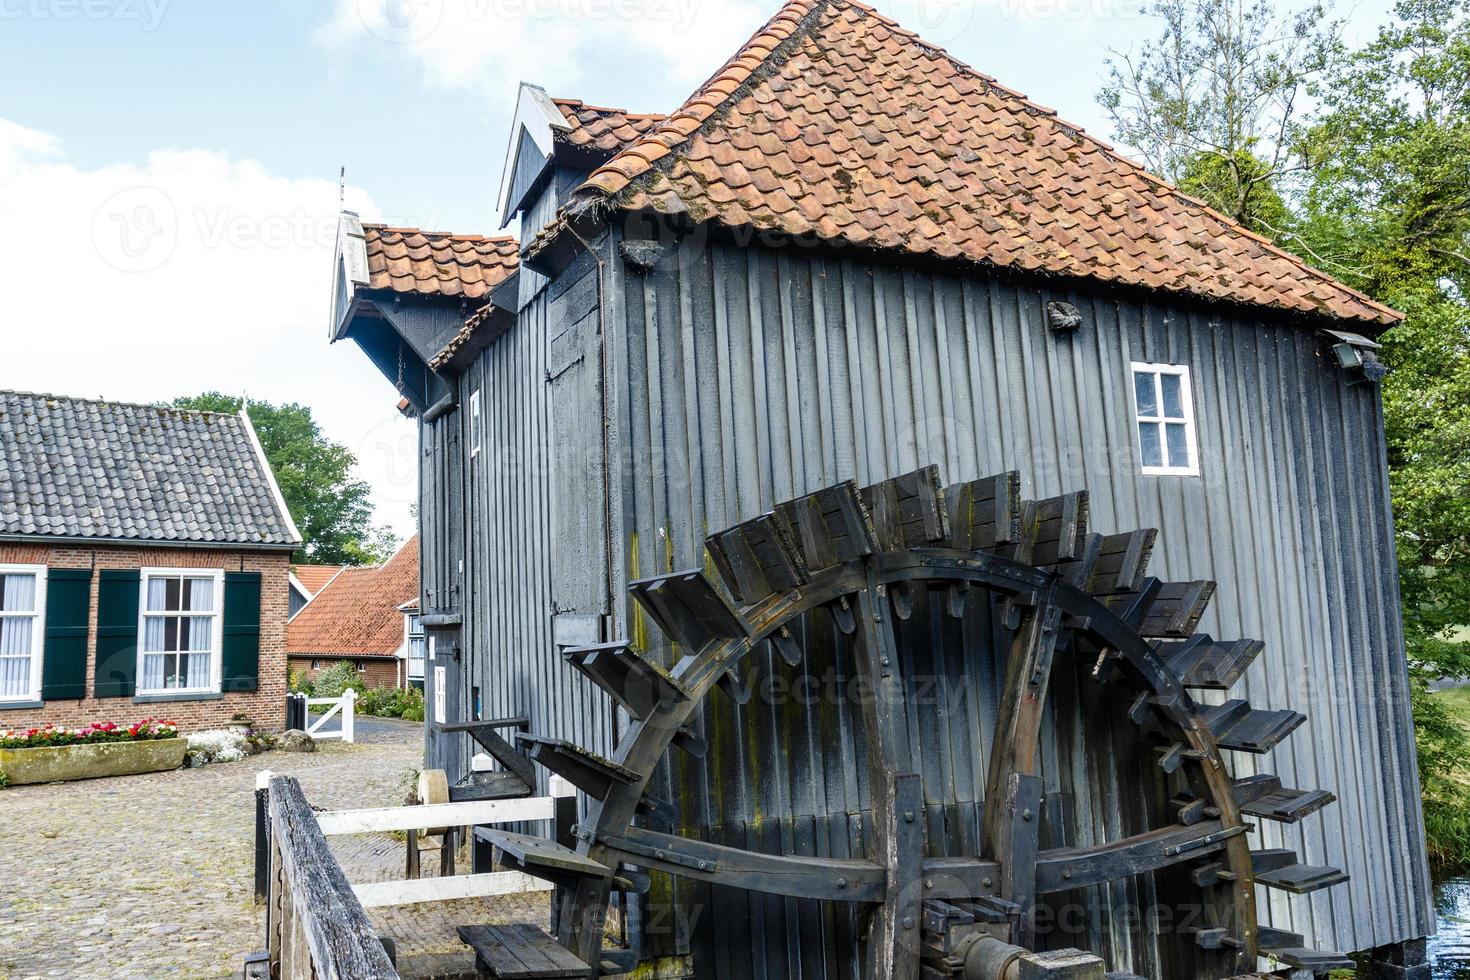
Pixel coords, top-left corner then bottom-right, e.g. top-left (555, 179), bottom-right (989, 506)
top-left (315, 0), bottom-right (1151, 108)
top-left (0, 117), bottom-right (420, 544)
top-left (319, 0), bottom-right (770, 93)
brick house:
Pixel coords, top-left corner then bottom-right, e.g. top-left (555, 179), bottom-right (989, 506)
top-left (286, 537), bottom-right (422, 691)
top-left (0, 392), bottom-right (299, 732)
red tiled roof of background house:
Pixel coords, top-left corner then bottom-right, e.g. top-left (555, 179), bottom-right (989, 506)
top-left (362, 225), bottom-right (518, 301)
top-left (553, 98), bottom-right (668, 156)
top-left (290, 564), bottom-right (344, 597)
top-left (571, 0), bottom-right (1399, 326)
top-left (287, 536), bottom-right (419, 656)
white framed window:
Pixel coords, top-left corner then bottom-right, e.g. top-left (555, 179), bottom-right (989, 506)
top-left (405, 613), bottom-right (426, 680)
top-left (0, 565), bottom-right (46, 703)
top-left (469, 388), bottom-right (482, 457)
top-left (137, 568), bottom-right (223, 694)
top-left (1130, 362), bottom-right (1199, 476)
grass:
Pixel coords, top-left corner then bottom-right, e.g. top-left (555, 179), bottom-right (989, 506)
top-left (1424, 686), bottom-right (1470, 868)
top-left (1439, 685), bottom-right (1470, 725)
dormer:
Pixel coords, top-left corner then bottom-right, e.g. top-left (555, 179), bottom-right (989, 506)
top-left (329, 212), bottom-right (519, 410)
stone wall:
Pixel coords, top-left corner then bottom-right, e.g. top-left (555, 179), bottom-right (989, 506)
top-left (0, 541), bottom-right (291, 733)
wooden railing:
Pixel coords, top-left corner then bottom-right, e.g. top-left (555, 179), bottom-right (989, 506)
top-left (261, 775), bottom-right (399, 979)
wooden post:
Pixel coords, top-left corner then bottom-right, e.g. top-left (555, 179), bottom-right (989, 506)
top-left (342, 688), bottom-right (357, 744)
top-left (255, 769), bottom-right (274, 907)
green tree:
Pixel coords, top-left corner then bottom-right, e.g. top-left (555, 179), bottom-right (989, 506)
top-left (172, 393), bottom-right (400, 566)
top-left (1099, 0), bottom-right (1340, 233)
top-left (1298, 0), bottom-right (1470, 865)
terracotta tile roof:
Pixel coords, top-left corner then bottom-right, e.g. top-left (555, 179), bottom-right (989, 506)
top-left (573, 0), bottom-right (1398, 326)
top-left (431, 304), bottom-right (497, 371)
top-left (553, 98), bottom-right (667, 157)
top-left (287, 536), bottom-right (419, 656)
top-left (362, 225), bottom-right (518, 301)
top-left (290, 564), bottom-right (343, 597)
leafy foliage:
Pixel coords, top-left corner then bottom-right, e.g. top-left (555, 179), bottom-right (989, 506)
top-left (172, 393), bottom-right (399, 565)
top-left (1104, 0), bottom-right (1470, 864)
top-left (311, 660), bottom-right (367, 700)
top-left (358, 685), bottom-right (425, 721)
top-left (1099, 0), bottom-right (1341, 230)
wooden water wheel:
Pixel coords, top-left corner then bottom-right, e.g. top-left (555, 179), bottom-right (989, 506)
top-left (482, 465), bottom-right (1350, 980)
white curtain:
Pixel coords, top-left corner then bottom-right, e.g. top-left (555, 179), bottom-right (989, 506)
top-left (141, 652), bottom-right (165, 690)
top-left (144, 616), bottom-right (167, 652)
top-left (0, 574), bottom-right (36, 698)
top-left (146, 576), bottom-right (169, 612)
top-left (188, 577), bottom-right (214, 612)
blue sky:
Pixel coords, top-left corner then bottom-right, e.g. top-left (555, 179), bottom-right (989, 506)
top-left (0, 0), bottom-right (1394, 543)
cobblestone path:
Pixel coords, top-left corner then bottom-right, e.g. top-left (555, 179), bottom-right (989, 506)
top-left (0, 721), bottom-right (427, 980)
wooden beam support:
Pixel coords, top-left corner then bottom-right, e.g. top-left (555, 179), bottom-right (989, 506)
top-left (593, 825), bottom-right (887, 903)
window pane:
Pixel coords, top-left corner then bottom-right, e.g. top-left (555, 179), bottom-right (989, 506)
top-left (186, 616), bottom-right (213, 652)
top-left (165, 576), bottom-right (182, 611)
top-left (1166, 423), bottom-right (1190, 468)
top-left (1160, 373), bottom-right (1184, 418)
top-left (1134, 371), bottom-right (1158, 418)
top-left (187, 577), bottom-right (214, 612)
top-left (181, 651), bottom-right (209, 688)
top-left (1, 617), bottom-right (32, 657)
top-left (142, 653), bottom-right (165, 691)
top-left (1, 573), bottom-right (36, 613)
top-left (1138, 422), bottom-right (1163, 467)
top-left (147, 577), bottom-right (169, 611)
top-left (0, 654), bottom-right (30, 697)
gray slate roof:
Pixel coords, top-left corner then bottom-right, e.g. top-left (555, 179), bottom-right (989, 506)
top-left (0, 391), bottom-right (300, 548)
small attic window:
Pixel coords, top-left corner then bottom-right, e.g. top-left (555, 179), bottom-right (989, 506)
top-left (469, 389), bottom-right (482, 457)
top-left (1130, 362), bottom-right (1199, 477)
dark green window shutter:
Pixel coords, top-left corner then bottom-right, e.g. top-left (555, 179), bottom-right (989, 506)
top-left (42, 568), bottom-right (92, 700)
top-left (223, 571), bottom-right (262, 693)
top-left (94, 569), bottom-right (140, 698)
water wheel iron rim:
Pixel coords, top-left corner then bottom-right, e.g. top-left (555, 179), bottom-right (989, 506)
top-left (544, 465), bottom-right (1331, 978)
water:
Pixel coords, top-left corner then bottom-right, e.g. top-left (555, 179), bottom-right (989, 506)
top-left (1432, 873), bottom-right (1470, 977)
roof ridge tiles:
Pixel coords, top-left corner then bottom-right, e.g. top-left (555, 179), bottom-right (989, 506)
top-left (0, 388), bottom-right (243, 421)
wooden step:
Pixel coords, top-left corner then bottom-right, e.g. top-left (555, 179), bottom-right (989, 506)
top-left (448, 771), bottom-right (533, 803)
top-left (517, 733), bottom-right (638, 800)
top-left (945, 471), bottom-right (1021, 552)
top-left (457, 923), bottom-right (591, 978)
top-left (1251, 849), bottom-right (1348, 894)
top-left (1234, 775), bottom-right (1336, 823)
top-left (1257, 928), bottom-right (1354, 971)
top-left (1160, 635), bottom-right (1263, 690)
top-left (860, 465), bottom-right (948, 551)
top-left (1108, 580), bottom-right (1215, 637)
top-left (563, 641), bottom-right (688, 721)
top-left (773, 480), bottom-right (877, 571)
top-left (476, 829), bottom-right (612, 887)
top-left (1205, 700), bottom-right (1306, 754)
top-left (1030, 491), bottom-right (1089, 566)
top-left (1086, 528), bottom-right (1156, 596)
top-left (706, 511), bottom-right (809, 605)
top-left (629, 571), bottom-right (747, 652)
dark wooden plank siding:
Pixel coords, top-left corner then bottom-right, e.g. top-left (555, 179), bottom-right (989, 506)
top-left (601, 236), bottom-right (1430, 961)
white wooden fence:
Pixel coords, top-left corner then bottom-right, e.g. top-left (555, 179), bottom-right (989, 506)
top-left (304, 688), bottom-right (356, 743)
top-left (262, 770), bottom-right (577, 909)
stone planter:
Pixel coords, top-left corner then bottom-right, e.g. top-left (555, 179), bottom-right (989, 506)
top-left (0, 738), bottom-right (187, 785)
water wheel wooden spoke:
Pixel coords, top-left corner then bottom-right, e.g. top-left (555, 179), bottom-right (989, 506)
top-left (510, 465), bottom-right (1349, 979)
